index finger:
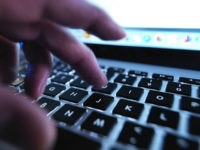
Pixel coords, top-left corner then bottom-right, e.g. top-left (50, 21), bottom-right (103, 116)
top-left (45, 0), bottom-right (125, 40)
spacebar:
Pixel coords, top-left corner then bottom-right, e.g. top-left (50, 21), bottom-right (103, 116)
top-left (53, 127), bottom-right (101, 149)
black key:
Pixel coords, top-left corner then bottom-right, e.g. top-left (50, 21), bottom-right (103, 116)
top-left (116, 85), bottom-right (144, 101)
top-left (198, 87), bottom-right (200, 98)
top-left (44, 83), bottom-right (65, 97)
top-left (152, 73), bottom-right (174, 81)
top-left (114, 74), bottom-right (136, 85)
top-left (163, 133), bottom-right (199, 150)
top-left (180, 96), bottom-right (200, 114)
top-left (179, 77), bottom-right (200, 85)
top-left (10, 77), bottom-right (24, 87)
top-left (54, 127), bottom-right (101, 150)
top-left (128, 70), bottom-right (148, 77)
top-left (50, 71), bottom-right (57, 77)
top-left (9, 86), bottom-right (19, 94)
top-left (53, 104), bottom-right (86, 125)
top-left (37, 97), bottom-right (60, 112)
top-left (138, 78), bottom-right (162, 90)
top-left (57, 66), bottom-right (73, 73)
top-left (166, 82), bottom-right (191, 96)
top-left (92, 82), bottom-right (117, 94)
top-left (20, 59), bottom-right (28, 66)
top-left (118, 122), bottom-right (154, 149)
top-left (100, 65), bottom-right (105, 69)
top-left (81, 112), bottom-right (117, 136)
top-left (54, 63), bottom-right (69, 69)
top-left (107, 67), bottom-right (125, 74)
top-left (19, 67), bottom-right (27, 75)
top-left (59, 88), bottom-right (88, 103)
top-left (113, 99), bottom-right (144, 119)
top-left (105, 71), bottom-right (115, 80)
top-left (70, 77), bottom-right (90, 89)
top-left (51, 74), bottom-right (74, 84)
top-left (146, 90), bottom-right (174, 108)
top-left (72, 71), bottom-right (78, 76)
top-left (19, 83), bottom-right (25, 90)
top-left (52, 61), bottom-right (63, 70)
top-left (84, 93), bottom-right (114, 111)
top-left (147, 106), bottom-right (179, 129)
top-left (188, 115), bottom-right (200, 136)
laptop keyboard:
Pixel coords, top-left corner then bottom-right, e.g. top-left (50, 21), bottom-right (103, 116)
top-left (12, 59), bottom-right (200, 150)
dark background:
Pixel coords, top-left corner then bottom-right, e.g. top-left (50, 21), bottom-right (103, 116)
top-left (88, 44), bottom-right (200, 71)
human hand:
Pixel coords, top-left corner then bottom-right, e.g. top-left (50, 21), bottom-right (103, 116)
top-left (0, 0), bottom-right (125, 97)
top-left (0, 0), bottom-right (125, 149)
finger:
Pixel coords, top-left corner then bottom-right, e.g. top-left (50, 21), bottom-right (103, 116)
top-left (0, 36), bottom-right (18, 84)
top-left (46, 0), bottom-right (126, 40)
top-left (23, 42), bottom-right (52, 99)
top-left (0, 85), bottom-right (56, 150)
top-left (39, 21), bottom-right (107, 88)
top-left (0, 23), bottom-right (42, 41)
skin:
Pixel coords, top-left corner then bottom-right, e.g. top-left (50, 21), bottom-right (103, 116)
top-left (0, 0), bottom-right (125, 149)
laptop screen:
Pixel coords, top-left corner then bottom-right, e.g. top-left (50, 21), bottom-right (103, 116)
top-left (70, 0), bottom-right (200, 51)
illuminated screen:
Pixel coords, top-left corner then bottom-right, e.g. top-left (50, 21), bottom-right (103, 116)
top-left (88, 0), bottom-right (200, 28)
top-left (70, 0), bottom-right (200, 50)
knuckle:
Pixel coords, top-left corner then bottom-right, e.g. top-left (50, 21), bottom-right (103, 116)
top-left (1, 0), bottom-right (47, 24)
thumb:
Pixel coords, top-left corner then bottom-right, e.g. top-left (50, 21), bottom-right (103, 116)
top-left (0, 85), bottom-right (56, 150)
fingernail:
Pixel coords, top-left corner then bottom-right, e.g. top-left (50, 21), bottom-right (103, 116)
top-left (117, 26), bottom-right (127, 39)
top-left (97, 72), bottom-right (108, 89)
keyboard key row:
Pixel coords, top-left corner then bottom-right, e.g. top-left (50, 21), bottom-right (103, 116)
top-left (105, 68), bottom-right (200, 88)
top-left (43, 83), bottom-right (199, 115)
top-left (179, 77), bottom-right (200, 85)
top-left (56, 119), bottom-right (199, 150)
top-left (37, 97), bottom-right (200, 141)
top-left (38, 97), bottom-right (200, 149)
top-left (49, 71), bottom-right (196, 97)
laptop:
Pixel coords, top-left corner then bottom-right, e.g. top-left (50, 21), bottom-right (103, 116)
top-left (16, 0), bottom-right (200, 149)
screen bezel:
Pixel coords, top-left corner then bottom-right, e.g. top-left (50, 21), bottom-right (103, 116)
top-left (88, 44), bottom-right (200, 71)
